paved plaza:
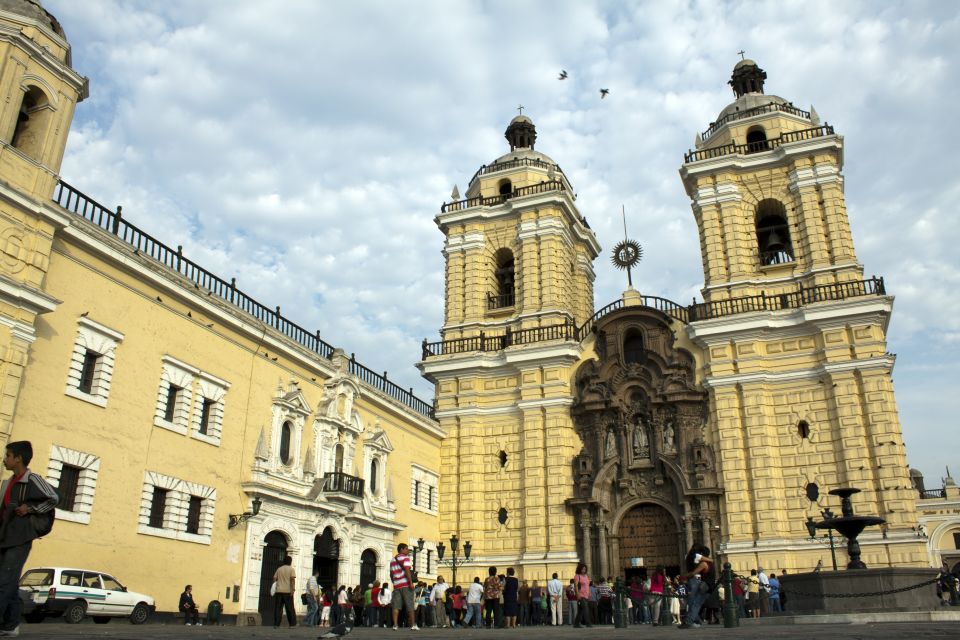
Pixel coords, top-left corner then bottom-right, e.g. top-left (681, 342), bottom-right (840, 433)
top-left (6, 620), bottom-right (958, 640)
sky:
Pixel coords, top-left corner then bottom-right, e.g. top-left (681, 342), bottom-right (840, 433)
top-left (44, 0), bottom-right (960, 487)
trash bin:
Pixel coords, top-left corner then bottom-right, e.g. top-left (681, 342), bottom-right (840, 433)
top-left (206, 600), bottom-right (223, 625)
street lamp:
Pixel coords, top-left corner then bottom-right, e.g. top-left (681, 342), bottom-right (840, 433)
top-left (411, 537), bottom-right (425, 574)
top-left (228, 496), bottom-right (262, 529)
top-left (436, 534), bottom-right (472, 588)
top-left (805, 508), bottom-right (838, 571)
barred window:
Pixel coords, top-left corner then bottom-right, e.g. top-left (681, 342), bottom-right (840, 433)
top-left (186, 495), bottom-right (203, 534)
top-left (163, 385), bottom-right (181, 423)
top-left (148, 487), bottom-right (168, 528)
top-left (198, 398), bottom-right (216, 436)
top-left (56, 464), bottom-right (81, 512)
top-left (78, 351), bottom-right (100, 394)
top-left (412, 479), bottom-right (420, 506)
top-left (65, 318), bottom-right (123, 408)
top-left (426, 549), bottom-right (433, 574)
top-left (428, 485), bottom-right (435, 511)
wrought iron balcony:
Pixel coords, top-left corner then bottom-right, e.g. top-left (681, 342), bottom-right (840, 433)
top-left (441, 180), bottom-right (566, 213)
top-left (684, 124), bottom-right (835, 163)
top-left (487, 291), bottom-right (515, 310)
top-left (322, 471), bottom-right (364, 500)
top-left (700, 101), bottom-right (812, 141)
top-left (918, 488), bottom-right (946, 500)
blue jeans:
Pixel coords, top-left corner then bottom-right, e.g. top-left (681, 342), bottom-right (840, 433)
top-left (0, 542), bottom-right (31, 631)
top-left (769, 595), bottom-right (781, 612)
top-left (684, 580), bottom-right (707, 626)
top-left (463, 603), bottom-right (482, 628)
top-left (305, 594), bottom-right (318, 626)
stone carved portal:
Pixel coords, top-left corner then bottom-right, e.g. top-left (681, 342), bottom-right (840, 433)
top-left (568, 306), bottom-right (722, 579)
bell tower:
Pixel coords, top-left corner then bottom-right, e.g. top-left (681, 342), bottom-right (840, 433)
top-left (679, 61), bottom-right (927, 571)
top-left (420, 115), bottom-right (599, 579)
top-left (0, 0), bottom-right (88, 445)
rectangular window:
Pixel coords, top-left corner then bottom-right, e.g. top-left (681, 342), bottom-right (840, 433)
top-left (163, 385), bottom-right (180, 422)
top-left (78, 351), bottom-right (100, 394)
top-left (426, 549), bottom-right (432, 574)
top-left (428, 485), bottom-right (435, 511)
top-left (56, 464), bottom-right (81, 512)
top-left (413, 479), bottom-right (420, 506)
top-left (148, 487), bottom-right (168, 528)
top-left (186, 495), bottom-right (203, 534)
top-left (198, 398), bottom-right (215, 435)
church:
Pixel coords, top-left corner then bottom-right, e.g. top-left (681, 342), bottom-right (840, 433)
top-left (0, 0), bottom-right (933, 623)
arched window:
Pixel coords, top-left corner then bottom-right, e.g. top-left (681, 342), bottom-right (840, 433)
top-left (370, 458), bottom-right (379, 493)
top-left (11, 86), bottom-right (51, 161)
top-left (279, 421), bottom-right (292, 464)
top-left (489, 248), bottom-right (515, 309)
top-left (498, 179), bottom-right (512, 198)
top-left (623, 329), bottom-right (644, 364)
top-left (745, 126), bottom-right (769, 153)
top-left (755, 199), bottom-right (794, 265)
top-left (334, 444), bottom-right (344, 473)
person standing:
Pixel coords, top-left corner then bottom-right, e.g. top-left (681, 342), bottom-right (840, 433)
top-left (757, 567), bottom-right (770, 616)
top-left (503, 568), bottom-right (519, 628)
top-left (378, 582), bottom-right (391, 627)
top-left (0, 441), bottom-right (57, 638)
top-left (648, 567), bottom-right (665, 626)
top-left (678, 544), bottom-right (713, 629)
top-left (547, 572), bottom-right (563, 625)
top-left (179, 585), bottom-right (201, 626)
top-left (518, 579), bottom-right (531, 626)
top-left (746, 569), bottom-right (760, 618)
top-left (390, 543), bottom-right (419, 630)
top-left (431, 575), bottom-right (449, 628)
top-left (482, 566), bottom-right (502, 628)
top-left (572, 563), bottom-right (592, 628)
top-left (768, 573), bottom-right (782, 612)
top-left (566, 579), bottom-right (579, 626)
top-left (272, 555), bottom-right (297, 628)
top-left (464, 577), bottom-right (484, 629)
top-left (304, 571), bottom-right (320, 627)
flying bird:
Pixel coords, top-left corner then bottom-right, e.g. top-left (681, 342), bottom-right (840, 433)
top-left (558, 70), bottom-right (568, 80)
top-left (600, 88), bottom-right (609, 99)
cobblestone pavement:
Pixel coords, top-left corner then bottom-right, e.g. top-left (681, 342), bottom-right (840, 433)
top-left (6, 621), bottom-right (957, 639)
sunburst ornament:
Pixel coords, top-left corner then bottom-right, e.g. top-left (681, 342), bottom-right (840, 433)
top-left (612, 205), bottom-right (642, 287)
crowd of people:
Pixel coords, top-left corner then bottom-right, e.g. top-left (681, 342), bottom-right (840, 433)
top-left (289, 542), bottom-right (790, 630)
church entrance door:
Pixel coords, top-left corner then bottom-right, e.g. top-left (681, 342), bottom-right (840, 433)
top-left (258, 530), bottom-right (288, 625)
top-left (314, 527), bottom-right (340, 593)
top-left (618, 504), bottom-right (681, 578)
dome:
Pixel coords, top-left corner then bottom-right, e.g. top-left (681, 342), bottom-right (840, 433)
top-left (0, 0), bottom-right (66, 39)
top-left (909, 468), bottom-right (923, 478)
top-left (734, 58), bottom-right (757, 70)
top-left (715, 92), bottom-right (789, 123)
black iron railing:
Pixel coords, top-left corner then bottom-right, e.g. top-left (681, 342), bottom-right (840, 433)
top-left (760, 249), bottom-right (795, 266)
top-left (441, 180), bottom-right (566, 213)
top-left (919, 488), bottom-right (946, 500)
top-left (469, 157), bottom-right (563, 184)
top-left (323, 471), bottom-right (364, 498)
top-left (684, 124), bottom-right (834, 163)
top-left (700, 101), bottom-right (812, 141)
top-left (487, 292), bottom-right (515, 310)
top-left (422, 277), bottom-right (886, 359)
top-left (52, 180), bottom-right (435, 418)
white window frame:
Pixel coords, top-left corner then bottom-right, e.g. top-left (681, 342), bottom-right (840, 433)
top-left (137, 471), bottom-right (216, 545)
top-left (46, 445), bottom-right (100, 525)
top-left (154, 357), bottom-right (194, 435)
top-left (191, 372), bottom-right (228, 446)
top-left (410, 464), bottom-right (439, 515)
top-left (64, 317), bottom-right (123, 408)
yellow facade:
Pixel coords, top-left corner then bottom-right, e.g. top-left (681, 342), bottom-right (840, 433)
top-left (0, 4), bottom-right (441, 621)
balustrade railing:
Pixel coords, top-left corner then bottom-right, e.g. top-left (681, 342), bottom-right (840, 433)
top-left (422, 277), bottom-right (886, 358)
top-left (323, 471), bottom-right (364, 498)
top-left (919, 488), bottom-right (946, 500)
top-left (52, 180), bottom-right (435, 418)
top-left (685, 125), bottom-right (834, 163)
top-left (441, 180), bottom-right (566, 213)
top-left (469, 157), bottom-right (563, 184)
top-left (487, 292), bottom-right (515, 310)
top-left (700, 101), bottom-right (812, 141)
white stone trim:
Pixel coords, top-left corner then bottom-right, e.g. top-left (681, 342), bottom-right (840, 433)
top-left (699, 261), bottom-right (864, 293)
top-left (46, 445), bottom-right (100, 525)
top-left (0, 273), bottom-right (60, 315)
top-left (410, 464), bottom-right (439, 515)
top-left (153, 357), bottom-right (195, 435)
top-left (701, 354), bottom-right (895, 388)
top-left (137, 471), bottom-right (216, 545)
top-left (64, 316), bottom-right (124, 408)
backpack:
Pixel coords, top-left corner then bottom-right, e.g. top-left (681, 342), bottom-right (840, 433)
top-left (19, 483), bottom-right (54, 538)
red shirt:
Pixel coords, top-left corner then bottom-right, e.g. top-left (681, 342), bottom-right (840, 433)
top-left (3, 472), bottom-right (25, 507)
top-left (371, 587), bottom-right (381, 607)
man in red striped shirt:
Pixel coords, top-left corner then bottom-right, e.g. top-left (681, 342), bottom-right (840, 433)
top-left (390, 543), bottom-right (419, 630)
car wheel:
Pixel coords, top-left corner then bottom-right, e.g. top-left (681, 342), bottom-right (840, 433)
top-left (23, 613), bottom-right (45, 624)
top-left (129, 603), bottom-right (150, 625)
top-left (93, 616), bottom-right (111, 624)
top-left (64, 600), bottom-right (86, 624)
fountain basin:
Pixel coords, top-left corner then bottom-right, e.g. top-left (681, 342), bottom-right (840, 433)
top-left (780, 568), bottom-right (940, 615)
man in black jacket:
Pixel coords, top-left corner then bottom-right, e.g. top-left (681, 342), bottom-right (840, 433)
top-left (179, 585), bottom-right (201, 625)
top-left (0, 441), bottom-right (58, 637)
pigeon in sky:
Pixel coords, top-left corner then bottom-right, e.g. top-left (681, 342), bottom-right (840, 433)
top-left (558, 70), bottom-right (568, 80)
top-left (600, 88), bottom-right (609, 98)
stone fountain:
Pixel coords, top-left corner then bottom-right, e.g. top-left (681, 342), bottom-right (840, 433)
top-left (781, 486), bottom-right (940, 615)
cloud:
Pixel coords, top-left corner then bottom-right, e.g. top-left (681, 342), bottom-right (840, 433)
top-left (46, 0), bottom-right (960, 482)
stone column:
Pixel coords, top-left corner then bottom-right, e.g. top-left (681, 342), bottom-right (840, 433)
top-left (597, 522), bottom-right (608, 577)
top-left (683, 502), bottom-right (694, 549)
top-left (609, 535), bottom-right (621, 578)
top-left (580, 512), bottom-right (593, 571)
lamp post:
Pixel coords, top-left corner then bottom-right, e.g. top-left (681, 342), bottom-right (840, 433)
top-left (228, 496), bottom-right (262, 529)
top-left (436, 534), bottom-right (472, 589)
top-left (411, 537), bottom-right (425, 575)
top-left (805, 508), bottom-right (838, 571)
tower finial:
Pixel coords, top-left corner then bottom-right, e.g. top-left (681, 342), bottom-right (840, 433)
top-left (738, 49), bottom-right (746, 60)
top-left (517, 104), bottom-right (525, 116)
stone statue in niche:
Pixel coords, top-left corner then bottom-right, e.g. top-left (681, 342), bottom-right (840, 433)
top-left (662, 419), bottom-right (677, 455)
top-left (605, 429), bottom-right (617, 460)
top-left (632, 417), bottom-right (649, 458)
